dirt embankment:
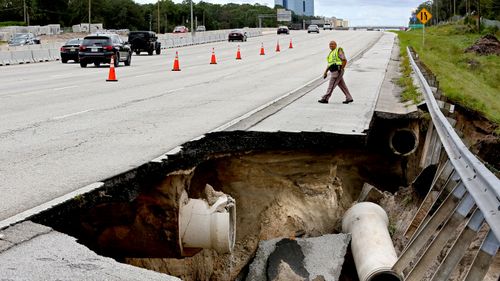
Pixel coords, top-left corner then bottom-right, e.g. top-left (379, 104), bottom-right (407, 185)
top-left (465, 34), bottom-right (500, 56)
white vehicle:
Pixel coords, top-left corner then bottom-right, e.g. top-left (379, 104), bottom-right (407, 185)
top-left (323, 23), bottom-right (333, 30)
top-left (307, 24), bottom-right (320, 33)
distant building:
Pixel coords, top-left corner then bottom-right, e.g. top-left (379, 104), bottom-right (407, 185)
top-left (332, 18), bottom-right (349, 28)
top-left (275, 0), bottom-right (314, 17)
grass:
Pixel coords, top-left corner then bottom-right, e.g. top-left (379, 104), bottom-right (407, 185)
top-left (396, 49), bottom-right (422, 104)
top-left (394, 24), bottom-right (500, 127)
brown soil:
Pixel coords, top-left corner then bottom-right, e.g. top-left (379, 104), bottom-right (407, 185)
top-left (452, 105), bottom-right (500, 174)
top-left (38, 32), bottom-right (88, 44)
top-left (126, 149), bottom-right (405, 280)
top-left (464, 34), bottom-right (500, 56)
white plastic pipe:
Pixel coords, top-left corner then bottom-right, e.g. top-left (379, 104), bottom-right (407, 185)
top-left (342, 202), bottom-right (402, 281)
top-left (179, 191), bottom-right (236, 256)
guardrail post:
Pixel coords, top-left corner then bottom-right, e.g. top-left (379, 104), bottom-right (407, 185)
top-left (430, 210), bottom-right (484, 281)
top-left (405, 193), bottom-right (475, 281)
top-left (404, 160), bottom-right (456, 240)
top-left (392, 183), bottom-right (466, 275)
top-left (463, 231), bottom-right (499, 281)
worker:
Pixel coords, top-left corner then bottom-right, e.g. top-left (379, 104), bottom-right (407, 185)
top-left (318, 41), bottom-right (353, 104)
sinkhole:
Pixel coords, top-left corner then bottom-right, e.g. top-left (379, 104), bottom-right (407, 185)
top-left (32, 118), bottom-right (423, 281)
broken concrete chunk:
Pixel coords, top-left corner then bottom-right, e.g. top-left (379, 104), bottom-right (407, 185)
top-left (273, 261), bottom-right (307, 281)
top-left (357, 183), bottom-right (386, 203)
top-left (205, 184), bottom-right (226, 206)
top-left (246, 234), bottom-right (351, 281)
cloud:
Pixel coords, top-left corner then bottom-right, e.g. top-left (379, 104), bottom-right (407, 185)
top-left (134, 0), bottom-right (420, 26)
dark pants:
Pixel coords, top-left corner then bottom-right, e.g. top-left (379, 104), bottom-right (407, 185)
top-left (321, 70), bottom-right (353, 101)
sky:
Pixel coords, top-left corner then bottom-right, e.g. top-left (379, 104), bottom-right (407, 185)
top-left (133, 0), bottom-right (423, 26)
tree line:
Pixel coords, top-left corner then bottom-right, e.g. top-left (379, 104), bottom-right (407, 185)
top-left (412, 0), bottom-right (500, 25)
top-left (0, 0), bottom-right (304, 31)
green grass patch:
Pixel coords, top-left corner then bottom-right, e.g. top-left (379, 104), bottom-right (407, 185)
top-left (0, 21), bottom-right (26, 27)
top-left (394, 24), bottom-right (500, 127)
top-left (396, 49), bottom-right (422, 104)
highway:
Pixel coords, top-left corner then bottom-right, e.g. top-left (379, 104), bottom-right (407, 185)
top-left (0, 30), bottom-right (383, 221)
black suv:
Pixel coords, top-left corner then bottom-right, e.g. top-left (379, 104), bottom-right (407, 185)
top-left (78, 34), bottom-right (132, 68)
top-left (128, 31), bottom-right (161, 55)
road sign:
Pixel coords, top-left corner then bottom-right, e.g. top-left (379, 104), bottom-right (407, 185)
top-left (409, 24), bottom-right (424, 29)
top-left (416, 8), bottom-right (432, 24)
top-left (277, 9), bottom-right (292, 22)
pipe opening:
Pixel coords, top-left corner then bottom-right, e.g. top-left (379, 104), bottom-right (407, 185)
top-left (390, 129), bottom-right (418, 156)
top-left (369, 271), bottom-right (403, 281)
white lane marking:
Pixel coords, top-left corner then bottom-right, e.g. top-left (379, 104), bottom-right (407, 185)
top-left (52, 109), bottom-right (93, 120)
top-left (134, 74), bottom-right (152, 78)
top-left (53, 85), bottom-right (78, 91)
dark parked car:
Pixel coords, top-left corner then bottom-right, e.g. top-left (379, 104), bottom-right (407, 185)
top-left (228, 29), bottom-right (247, 42)
top-left (8, 33), bottom-right (40, 46)
top-left (60, 38), bottom-right (83, 63)
top-left (78, 33), bottom-right (132, 68)
top-left (128, 31), bottom-right (161, 55)
top-left (277, 26), bottom-right (289, 35)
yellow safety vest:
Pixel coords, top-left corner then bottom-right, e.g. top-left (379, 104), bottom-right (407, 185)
top-left (327, 47), bottom-right (343, 67)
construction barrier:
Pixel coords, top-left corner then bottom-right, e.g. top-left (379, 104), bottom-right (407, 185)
top-left (11, 50), bottom-right (34, 64)
top-left (32, 49), bottom-right (51, 62)
top-left (0, 51), bottom-right (12, 65)
top-left (49, 49), bottom-right (60, 61)
top-left (0, 28), bottom-right (263, 66)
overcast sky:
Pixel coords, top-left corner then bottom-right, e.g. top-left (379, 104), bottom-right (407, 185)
top-left (133, 0), bottom-right (423, 26)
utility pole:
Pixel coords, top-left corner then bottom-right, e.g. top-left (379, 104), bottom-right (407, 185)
top-left (477, 0), bottom-right (481, 31)
top-left (88, 0), bottom-right (91, 33)
top-left (157, 0), bottom-right (161, 33)
top-left (436, 0), bottom-right (439, 25)
top-left (165, 14), bottom-right (168, 33)
top-left (190, 0), bottom-right (194, 36)
top-left (149, 13), bottom-right (152, 31)
top-left (453, 0), bottom-right (456, 16)
top-left (23, 0), bottom-right (26, 23)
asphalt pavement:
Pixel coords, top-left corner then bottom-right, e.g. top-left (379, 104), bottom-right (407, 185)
top-left (0, 30), bottom-right (382, 221)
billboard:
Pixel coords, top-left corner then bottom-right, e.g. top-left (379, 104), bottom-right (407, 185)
top-left (277, 9), bottom-right (292, 22)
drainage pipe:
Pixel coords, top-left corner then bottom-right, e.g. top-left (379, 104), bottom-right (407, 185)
top-left (179, 191), bottom-right (236, 256)
top-left (342, 202), bottom-right (402, 281)
top-left (389, 126), bottom-right (419, 156)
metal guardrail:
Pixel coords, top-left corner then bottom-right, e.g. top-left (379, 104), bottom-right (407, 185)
top-left (407, 46), bottom-right (500, 241)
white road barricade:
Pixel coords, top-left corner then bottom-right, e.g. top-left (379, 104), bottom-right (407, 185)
top-left (12, 50), bottom-right (34, 64)
top-left (0, 29), bottom-right (263, 66)
top-left (49, 48), bottom-right (60, 61)
top-left (32, 49), bottom-right (50, 62)
top-left (0, 51), bottom-right (12, 65)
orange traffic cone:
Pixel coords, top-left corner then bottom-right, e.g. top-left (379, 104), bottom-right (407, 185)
top-left (236, 46), bottom-right (242, 60)
top-left (172, 51), bottom-right (181, 71)
top-left (210, 48), bottom-right (217, 64)
top-left (106, 55), bottom-right (118, 82)
top-left (276, 40), bottom-right (281, 52)
top-left (289, 39), bottom-right (294, 49)
top-left (260, 43), bottom-right (265, 55)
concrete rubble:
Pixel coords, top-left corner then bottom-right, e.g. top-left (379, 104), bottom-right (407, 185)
top-left (246, 234), bottom-right (351, 281)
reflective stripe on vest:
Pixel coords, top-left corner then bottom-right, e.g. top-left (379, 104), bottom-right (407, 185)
top-left (327, 47), bottom-right (343, 67)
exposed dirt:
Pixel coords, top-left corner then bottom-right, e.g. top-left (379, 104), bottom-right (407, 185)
top-left (452, 105), bottom-right (500, 174)
top-left (126, 149), bottom-right (406, 281)
top-left (464, 34), bottom-right (500, 56)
